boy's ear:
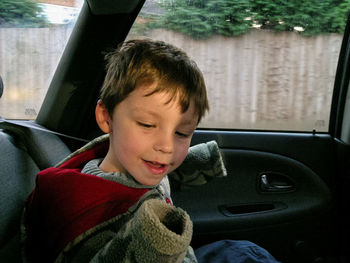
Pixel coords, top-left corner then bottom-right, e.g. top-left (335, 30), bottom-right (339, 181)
top-left (95, 99), bottom-right (112, 133)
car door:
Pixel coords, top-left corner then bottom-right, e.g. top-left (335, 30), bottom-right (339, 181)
top-left (170, 12), bottom-right (350, 263)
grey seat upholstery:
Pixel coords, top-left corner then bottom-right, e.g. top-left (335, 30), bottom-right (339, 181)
top-left (0, 121), bottom-right (71, 262)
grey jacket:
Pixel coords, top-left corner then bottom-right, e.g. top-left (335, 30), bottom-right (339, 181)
top-left (23, 134), bottom-right (226, 263)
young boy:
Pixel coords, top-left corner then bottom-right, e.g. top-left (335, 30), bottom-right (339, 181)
top-left (23, 39), bottom-right (211, 263)
top-left (23, 39), bottom-right (279, 263)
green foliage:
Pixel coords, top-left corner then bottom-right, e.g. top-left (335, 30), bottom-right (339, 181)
top-left (249, 0), bottom-right (286, 30)
top-left (284, 0), bottom-right (333, 34)
top-left (0, 0), bottom-right (47, 27)
top-left (251, 0), bottom-right (339, 35)
top-left (152, 0), bottom-right (252, 38)
top-left (328, 0), bottom-right (350, 33)
top-left (144, 0), bottom-right (350, 39)
top-left (206, 0), bottom-right (252, 37)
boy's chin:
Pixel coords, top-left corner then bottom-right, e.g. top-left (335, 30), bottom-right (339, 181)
top-left (133, 174), bottom-right (167, 187)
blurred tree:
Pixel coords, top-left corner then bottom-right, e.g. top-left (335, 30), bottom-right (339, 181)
top-left (328, 0), bottom-right (350, 33)
top-left (0, 0), bottom-right (47, 27)
top-left (249, 0), bottom-right (286, 30)
top-left (207, 0), bottom-right (252, 36)
top-left (142, 0), bottom-right (350, 38)
top-left (250, 0), bottom-right (338, 35)
top-left (154, 0), bottom-right (251, 38)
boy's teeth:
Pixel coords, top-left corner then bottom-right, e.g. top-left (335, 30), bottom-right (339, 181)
top-left (149, 161), bottom-right (164, 167)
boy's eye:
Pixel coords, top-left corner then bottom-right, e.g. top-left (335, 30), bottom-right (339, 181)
top-left (176, 131), bottom-right (191, 138)
top-left (137, 122), bottom-right (154, 128)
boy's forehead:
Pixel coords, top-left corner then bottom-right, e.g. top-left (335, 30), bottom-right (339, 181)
top-left (136, 80), bottom-right (181, 95)
top-left (135, 82), bottom-right (184, 106)
top-left (129, 84), bottom-right (199, 123)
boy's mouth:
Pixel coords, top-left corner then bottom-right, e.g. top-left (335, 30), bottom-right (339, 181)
top-left (142, 160), bottom-right (168, 175)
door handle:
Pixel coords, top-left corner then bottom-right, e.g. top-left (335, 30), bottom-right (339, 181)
top-left (260, 173), bottom-right (295, 192)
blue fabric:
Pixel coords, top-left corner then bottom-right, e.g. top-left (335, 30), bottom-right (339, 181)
top-left (195, 240), bottom-right (281, 263)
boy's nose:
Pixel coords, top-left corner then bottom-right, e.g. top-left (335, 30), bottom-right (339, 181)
top-left (154, 133), bottom-right (174, 154)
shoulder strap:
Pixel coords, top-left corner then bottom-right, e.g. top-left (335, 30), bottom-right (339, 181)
top-left (0, 117), bottom-right (89, 143)
top-left (0, 117), bottom-right (81, 169)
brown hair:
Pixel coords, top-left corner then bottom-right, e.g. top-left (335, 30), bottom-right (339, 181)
top-left (100, 39), bottom-right (209, 122)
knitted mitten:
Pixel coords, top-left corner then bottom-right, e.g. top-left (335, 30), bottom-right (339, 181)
top-left (169, 140), bottom-right (227, 188)
top-left (126, 199), bottom-right (194, 263)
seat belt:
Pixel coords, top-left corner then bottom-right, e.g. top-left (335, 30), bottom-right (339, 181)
top-left (0, 117), bottom-right (89, 143)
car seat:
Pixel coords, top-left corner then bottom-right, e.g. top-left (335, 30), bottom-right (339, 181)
top-left (0, 119), bottom-right (71, 262)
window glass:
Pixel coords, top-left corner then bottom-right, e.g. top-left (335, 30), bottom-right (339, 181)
top-left (0, 0), bottom-right (83, 120)
top-left (128, 0), bottom-right (350, 132)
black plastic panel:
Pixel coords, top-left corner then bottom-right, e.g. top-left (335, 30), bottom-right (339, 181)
top-left (172, 130), bottom-right (333, 262)
top-left (172, 148), bottom-right (331, 233)
top-left (191, 130), bottom-right (335, 185)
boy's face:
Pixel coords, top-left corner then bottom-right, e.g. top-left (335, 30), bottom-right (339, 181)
top-left (99, 83), bottom-right (198, 186)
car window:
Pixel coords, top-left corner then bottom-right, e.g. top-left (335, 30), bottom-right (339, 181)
top-left (0, 0), bottom-right (83, 120)
top-left (127, 0), bottom-right (349, 132)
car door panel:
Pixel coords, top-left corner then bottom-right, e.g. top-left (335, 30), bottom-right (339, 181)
top-left (172, 131), bottom-right (334, 262)
top-left (191, 131), bottom-right (335, 183)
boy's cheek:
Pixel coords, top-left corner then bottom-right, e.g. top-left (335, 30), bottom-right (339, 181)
top-left (173, 143), bottom-right (191, 167)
